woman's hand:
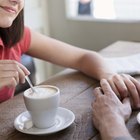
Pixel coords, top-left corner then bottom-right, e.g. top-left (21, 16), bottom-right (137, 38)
top-left (100, 73), bottom-right (140, 109)
top-left (0, 60), bottom-right (30, 89)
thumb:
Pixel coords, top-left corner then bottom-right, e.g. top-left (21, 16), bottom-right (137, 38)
top-left (122, 97), bottom-right (131, 108)
top-left (122, 97), bottom-right (132, 121)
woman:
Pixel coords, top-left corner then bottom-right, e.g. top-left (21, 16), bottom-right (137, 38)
top-left (0, 0), bottom-right (140, 108)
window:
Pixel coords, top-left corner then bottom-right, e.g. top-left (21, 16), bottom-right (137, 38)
top-left (66, 0), bottom-right (140, 21)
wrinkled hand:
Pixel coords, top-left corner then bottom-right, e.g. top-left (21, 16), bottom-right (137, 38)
top-left (0, 60), bottom-right (30, 89)
top-left (101, 73), bottom-right (140, 109)
top-left (92, 79), bottom-right (132, 140)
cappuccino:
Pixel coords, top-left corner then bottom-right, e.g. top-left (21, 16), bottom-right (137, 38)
top-left (24, 87), bottom-right (57, 99)
top-left (23, 85), bottom-right (60, 128)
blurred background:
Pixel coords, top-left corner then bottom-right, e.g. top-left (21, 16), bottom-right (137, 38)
top-left (24, 0), bottom-right (140, 84)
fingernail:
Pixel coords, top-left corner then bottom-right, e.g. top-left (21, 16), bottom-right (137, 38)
top-left (27, 71), bottom-right (31, 75)
top-left (22, 79), bottom-right (25, 84)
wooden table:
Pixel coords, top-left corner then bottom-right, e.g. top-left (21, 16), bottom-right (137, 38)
top-left (0, 41), bottom-right (140, 140)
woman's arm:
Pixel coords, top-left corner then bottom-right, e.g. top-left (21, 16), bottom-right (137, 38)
top-left (27, 30), bottom-right (113, 79)
top-left (27, 30), bottom-right (140, 109)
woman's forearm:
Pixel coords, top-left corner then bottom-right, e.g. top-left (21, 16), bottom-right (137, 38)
top-left (78, 51), bottom-right (115, 80)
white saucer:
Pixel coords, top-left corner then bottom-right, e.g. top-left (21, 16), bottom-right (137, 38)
top-left (137, 112), bottom-right (140, 125)
top-left (14, 107), bottom-right (75, 135)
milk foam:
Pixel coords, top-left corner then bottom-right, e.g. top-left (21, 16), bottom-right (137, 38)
top-left (25, 87), bottom-right (57, 99)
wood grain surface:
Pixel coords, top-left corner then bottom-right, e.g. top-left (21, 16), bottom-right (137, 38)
top-left (0, 41), bottom-right (140, 140)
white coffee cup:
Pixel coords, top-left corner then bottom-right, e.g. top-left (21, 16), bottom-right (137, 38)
top-left (23, 85), bottom-right (60, 129)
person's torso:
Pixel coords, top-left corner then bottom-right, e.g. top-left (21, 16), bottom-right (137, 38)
top-left (0, 27), bottom-right (31, 103)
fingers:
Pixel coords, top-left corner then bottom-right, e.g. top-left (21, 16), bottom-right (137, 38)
top-left (0, 71), bottom-right (19, 83)
top-left (104, 73), bottom-right (140, 109)
top-left (108, 79), bottom-right (121, 99)
top-left (93, 79), bottom-right (132, 126)
top-left (16, 61), bottom-right (30, 75)
top-left (0, 60), bottom-right (30, 74)
top-left (110, 74), bottom-right (128, 98)
top-left (0, 77), bottom-right (18, 88)
top-left (129, 77), bottom-right (140, 95)
top-left (122, 97), bottom-right (131, 110)
top-left (129, 76), bottom-right (140, 93)
top-left (122, 74), bottom-right (140, 108)
top-left (94, 87), bottom-right (103, 96)
top-left (122, 97), bottom-right (132, 121)
top-left (100, 79), bottom-right (120, 100)
top-left (93, 87), bottom-right (104, 101)
top-left (16, 65), bottom-right (27, 83)
top-left (16, 62), bottom-right (30, 83)
top-left (0, 60), bottom-right (30, 88)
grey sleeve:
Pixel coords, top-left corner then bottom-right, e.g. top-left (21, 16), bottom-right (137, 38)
top-left (113, 136), bottom-right (135, 140)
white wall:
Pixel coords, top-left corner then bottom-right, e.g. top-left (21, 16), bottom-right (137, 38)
top-left (25, 0), bottom-right (54, 84)
top-left (47, 0), bottom-right (140, 52)
top-left (45, 0), bottom-right (140, 74)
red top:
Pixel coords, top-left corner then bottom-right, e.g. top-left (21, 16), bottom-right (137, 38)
top-left (0, 27), bottom-right (31, 103)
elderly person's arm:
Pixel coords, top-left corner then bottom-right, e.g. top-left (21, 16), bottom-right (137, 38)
top-left (92, 79), bottom-right (135, 140)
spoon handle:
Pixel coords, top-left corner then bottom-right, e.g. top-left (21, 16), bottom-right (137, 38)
top-left (25, 76), bottom-right (36, 93)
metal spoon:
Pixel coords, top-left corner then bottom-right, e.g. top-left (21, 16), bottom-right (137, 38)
top-left (25, 76), bottom-right (37, 93)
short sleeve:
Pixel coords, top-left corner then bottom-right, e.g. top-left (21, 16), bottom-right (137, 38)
top-left (19, 26), bottom-right (31, 54)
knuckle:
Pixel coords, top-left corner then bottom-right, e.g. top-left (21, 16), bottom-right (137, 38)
top-left (10, 77), bottom-right (15, 82)
top-left (121, 74), bottom-right (127, 77)
top-left (12, 64), bottom-right (19, 70)
top-left (129, 84), bottom-right (136, 91)
top-left (10, 77), bottom-right (17, 85)
top-left (113, 74), bottom-right (119, 79)
top-left (14, 71), bottom-right (19, 77)
top-left (120, 87), bottom-right (128, 93)
top-left (111, 75), bottom-right (119, 82)
top-left (94, 87), bottom-right (101, 93)
top-left (9, 60), bottom-right (17, 66)
top-left (12, 60), bottom-right (17, 64)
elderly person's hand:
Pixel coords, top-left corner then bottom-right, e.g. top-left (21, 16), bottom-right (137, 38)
top-left (101, 73), bottom-right (140, 109)
top-left (92, 79), bottom-right (133, 140)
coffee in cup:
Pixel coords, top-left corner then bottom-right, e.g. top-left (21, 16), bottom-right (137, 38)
top-left (23, 85), bottom-right (60, 129)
